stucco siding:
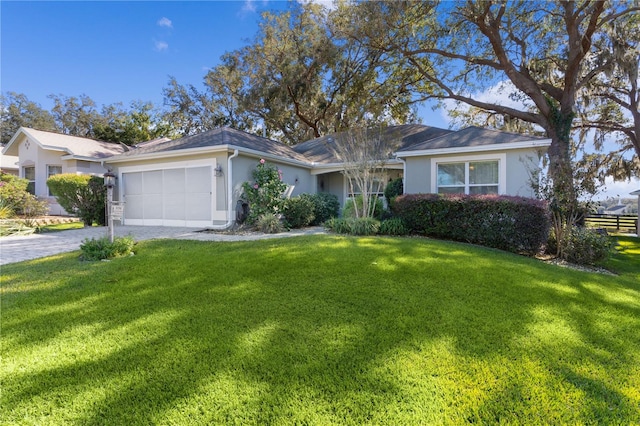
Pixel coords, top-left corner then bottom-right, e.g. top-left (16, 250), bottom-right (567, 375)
top-left (505, 149), bottom-right (543, 198)
top-left (404, 157), bottom-right (431, 195)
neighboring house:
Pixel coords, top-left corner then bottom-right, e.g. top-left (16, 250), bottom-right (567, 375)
top-left (2, 127), bottom-right (125, 215)
top-left (0, 149), bottom-right (19, 176)
top-left (103, 125), bottom-right (551, 228)
top-left (604, 204), bottom-right (631, 215)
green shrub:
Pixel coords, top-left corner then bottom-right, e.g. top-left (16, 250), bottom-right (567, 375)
top-left (255, 213), bottom-right (285, 234)
top-left (393, 194), bottom-right (550, 255)
top-left (379, 218), bottom-right (409, 236)
top-left (283, 196), bottom-right (315, 228)
top-left (324, 217), bottom-right (351, 234)
top-left (325, 217), bottom-right (380, 236)
top-left (343, 195), bottom-right (384, 219)
top-left (80, 236), bottom-right (135, 261)
top-left (241, 160), bottom-right (288, 224)
top-left (564, 227), bottom-right (612, 265)
top-left (47, 174), bottom-right (106, 226)
top-left (349, 217), bottom-right (380, 236)
top-left (384, 178), bottom-right (403, 206)
top-left (302, 193), bottom-right (340, 225)
top-left (0, 173), bottom-right (48, 217)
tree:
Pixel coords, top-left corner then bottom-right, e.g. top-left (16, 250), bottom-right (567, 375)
top-left (201, 1), bottom-right (416, 145)
top-left (161, 77), bottom-right (235, 137)
top-left (575, 9), bottom-right (640, 180)
top-left (330, 126), bottom-right (400, 218)
top-left (346, 0), bottom-right (638, 248)
top-left (0, 92), bottom-right (57, 144)
top-left (48, 94), bottom-right (102, 138)
top-left (93, 101), bottom-right (174, 145)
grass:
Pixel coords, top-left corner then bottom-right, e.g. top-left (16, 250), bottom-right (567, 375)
top-left (1, 235), bottom-right (639, 424)
top-left (36, 222), bottom-right (85, 233)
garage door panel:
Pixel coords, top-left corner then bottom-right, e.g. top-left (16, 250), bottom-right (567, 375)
top-left (186, 194), bottom-right (211, 220)
top-left (123, 166), bottom-right (213, 226)
top-left (186, 167), bottom-right (212, 193)
top-left (165, 193), bottom-right (186, 220)
top-left (124, 172), bottom-right (143, 195)
top-left (164, 168), bottom-right (185, 194)
top-left (144, 170), bottom-right (163, 194)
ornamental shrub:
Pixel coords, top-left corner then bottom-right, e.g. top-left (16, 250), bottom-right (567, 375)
top-left (384, 178), bottom-right (403, 206)
top-left (283, 196), bottom-right (315, 228)
top-left (343, 195), bottom-right (384, 219)
top-left (47, 174), bottom-right (106, 225)
top-left (563, 227), bottom-right (612, 265)
top-left (80, 236), bottom-right (135, 261)
top-left (324, 217), bottom-right (380, 236)
top-left (302, 192), bottom-right (340, 225)
top-left (256, 213), bottom-right (285, 233)
top-left (0, 173), bottom-right (48, 217)
top-left (379, 218), bottom-right (409, 236)
top-left (393, 193), bottom-right (550, 255)
top-left (241, 159), bottom-right (288, 224)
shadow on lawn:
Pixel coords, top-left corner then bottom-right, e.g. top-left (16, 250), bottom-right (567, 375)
top-left (2, 235), bottom-right (639, 424)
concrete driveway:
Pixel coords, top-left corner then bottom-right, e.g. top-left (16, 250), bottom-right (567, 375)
top-left (0, 225), bottom-right (325, 265)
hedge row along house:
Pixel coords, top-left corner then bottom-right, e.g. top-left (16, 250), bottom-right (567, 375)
top-left (2, 124), bottom-right (551, 227)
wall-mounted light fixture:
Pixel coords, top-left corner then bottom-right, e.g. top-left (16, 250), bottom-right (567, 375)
top-left (294, 176), bottom-right (299, 185)
top-left (214, 164), bottom-right (223, 177)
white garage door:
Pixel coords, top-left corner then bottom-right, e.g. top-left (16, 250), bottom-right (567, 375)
top-left (123, 166), bottom-right (213, 227)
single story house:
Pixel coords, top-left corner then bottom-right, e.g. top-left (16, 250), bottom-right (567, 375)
top-left (103, 124), bottom-right (551, 228)
top-left (2, 127), bottom-right (125, 215)
top-left (0, 150), bottom-right (19, 176)
top-left (3, 124), bottom-right (551, 225)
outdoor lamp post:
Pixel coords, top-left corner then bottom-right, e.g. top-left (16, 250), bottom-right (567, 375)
top-left (104, 171), bottom-right (116, 243)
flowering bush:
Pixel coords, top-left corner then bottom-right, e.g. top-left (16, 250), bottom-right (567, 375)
top-left (241, 159), bottom-right (288, 224)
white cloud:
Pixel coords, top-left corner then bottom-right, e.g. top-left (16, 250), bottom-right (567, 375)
top-left (597, 176), bottom-right (640, 201)
top-left (157, 17), bottom-right (172, 28)
top-left (241, 0), bottom-right (258, 13)
top-left (297, 0), bottom-right (338, 10)
top-left (154, 40), bottom-right (169, 52)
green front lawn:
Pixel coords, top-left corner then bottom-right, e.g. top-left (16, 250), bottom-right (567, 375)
top-left (2, 235), bottom-right (639, 424)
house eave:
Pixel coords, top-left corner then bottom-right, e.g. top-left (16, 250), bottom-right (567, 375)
top-left (309, 159), bottom-right (403, 175)
top-left (394, 139), bottom-right (552, 158)
top-left (105, 144), bottom-right (313, 169)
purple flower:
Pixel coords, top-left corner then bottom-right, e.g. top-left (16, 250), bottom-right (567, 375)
top-left (253, 184), bottom-right (259, 189)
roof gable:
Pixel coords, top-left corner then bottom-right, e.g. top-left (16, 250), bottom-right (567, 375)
top-left (292, 124), bottom-right (453, 164)
top-left (3, 127), bottom-right (125, 159)
top-left (397, 126), bottom-right (549, 153)
top-left (111, 127), bottom-right (309, 163)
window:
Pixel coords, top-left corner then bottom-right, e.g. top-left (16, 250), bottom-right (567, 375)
top-left (23, 166), bottom-right (35, 194)
top-left (47, 165), bottom-right (63, 196)
top-left (437, 160), bottom-right (499, 195)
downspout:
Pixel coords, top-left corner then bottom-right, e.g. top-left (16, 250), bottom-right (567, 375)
top-left (208, 149), bottom-right (239, 230)
top-left (396, 155), bottom-right (407, 196)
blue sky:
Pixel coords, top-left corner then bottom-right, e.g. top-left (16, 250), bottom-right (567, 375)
top-left (1, 1), bottom-right (638, 199)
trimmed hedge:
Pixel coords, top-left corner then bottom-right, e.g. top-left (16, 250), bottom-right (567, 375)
top-left (283, 196), bottom-right (315, 228)
top-left (301, 193), bottom-right (340, 225)
top-left (392, 193), bottom-right (550, 255)
top-left (47, 174), bottom-right (106, 226)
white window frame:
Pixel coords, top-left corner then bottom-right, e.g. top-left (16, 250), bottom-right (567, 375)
top-left (430, 153), bottom-right (506, 195)
top-left (47, 165), bottom-right (63, 196)
top-left (23, 166), bottom-right (36, 194)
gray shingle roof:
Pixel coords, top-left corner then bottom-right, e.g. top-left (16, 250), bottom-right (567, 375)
top-left (292, 124), bottom-right (453, 164)
top-left (397, 126), bottom-right (547, 152)
top-left (116, 127), bottom-right (309, 163)
top-left (5, 128), bottom-right (125, 158)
